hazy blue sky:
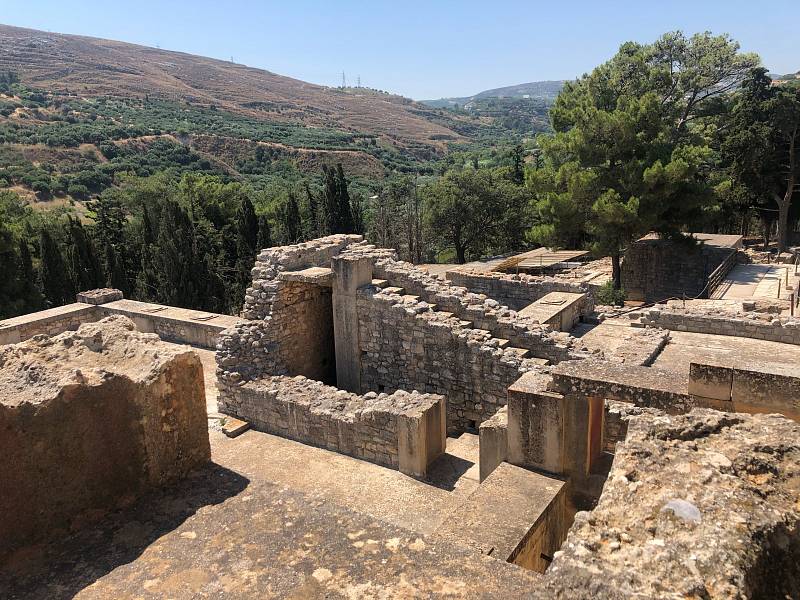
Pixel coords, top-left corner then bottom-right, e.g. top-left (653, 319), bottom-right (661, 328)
top-left (3, 1), bottom-right (799, 99)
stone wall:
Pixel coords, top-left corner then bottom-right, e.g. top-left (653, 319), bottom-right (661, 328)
top-left (621, 237), bottom-right (735, 302)
top-left (479, 406), bottom-right (508, 482)
top-left (0, 294), bottom-right (242, 350)
top-left (689, 361), bottom-right (800, 420)
top-left (374, 259), bottom-right (585, 362)
top-left (357, 285), bottom-right (546, 433)
top-left (242, 234), bottom-right (387, 320)
top-left (258, 281), bottom-right (335, 383)
top-left (218, 375), bottom-right (445, 477)
top-left (0, 317), bottom-right (210, 560)
top-left (0, 303), bottom-right (100, 345)
top-left (445, 269), bottom-right (592, 311)
top-left (638, 306), bottom-right (800, 345)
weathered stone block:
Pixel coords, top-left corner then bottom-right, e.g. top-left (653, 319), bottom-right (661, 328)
top-left (0, 316), bottom-right (210, 560)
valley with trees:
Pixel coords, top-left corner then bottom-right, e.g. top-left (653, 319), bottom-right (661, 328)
top-left (0, 25), bottom-right (798, 318)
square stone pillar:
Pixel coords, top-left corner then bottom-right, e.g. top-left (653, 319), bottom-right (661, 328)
top-left (332, 255), bottom-right (373, 393)
top-left (397, 396), bottom-right (446, 478)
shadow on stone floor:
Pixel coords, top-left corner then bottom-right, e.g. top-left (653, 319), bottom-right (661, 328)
top-left (0, 462), bottom-right (249, 600)
top-left (424, 452), bottom-right (476, 491)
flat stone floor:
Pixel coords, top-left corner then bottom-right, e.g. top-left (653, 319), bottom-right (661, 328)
top-left (651, 329), bottom-right (800, 374)
top-left (0, 343), bottom-right (546, 598)
top-left (0, 429), bottom-right (542, 599)
top-left (576, 318), bottom-right (800, 377)
top-left (711, 263), bottom-right (799, 302)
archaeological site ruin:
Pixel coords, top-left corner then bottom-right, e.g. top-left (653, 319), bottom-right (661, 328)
top-left (1, 233), bottom-right (799, 598)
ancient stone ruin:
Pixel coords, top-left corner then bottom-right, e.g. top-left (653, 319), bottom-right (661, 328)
top-left (0, 316), bottom-right (210, 561)
top-left (1, 234), bottom-right (798, 598)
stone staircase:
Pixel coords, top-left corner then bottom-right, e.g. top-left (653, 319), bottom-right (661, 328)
top-left (371, 280), bottom-right (544, 363)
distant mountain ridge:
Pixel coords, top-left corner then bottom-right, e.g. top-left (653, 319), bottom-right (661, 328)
top-left (421, 80), bottom-right (566, 108)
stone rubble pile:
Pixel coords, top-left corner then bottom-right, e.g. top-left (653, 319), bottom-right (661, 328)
top-left (543, 409), bottom-right (800, 599)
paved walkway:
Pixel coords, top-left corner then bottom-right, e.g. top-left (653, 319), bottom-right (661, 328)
top-left (711, 264), bottom-right (798, 301)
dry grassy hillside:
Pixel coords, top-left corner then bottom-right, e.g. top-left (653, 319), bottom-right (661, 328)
top-left (0, 24), bottom-right (462, 151)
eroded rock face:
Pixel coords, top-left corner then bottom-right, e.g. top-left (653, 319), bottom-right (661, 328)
top-left (0, 316), bottom-right (210, 560)
top-left (544, 409), bottom-right (800, 599)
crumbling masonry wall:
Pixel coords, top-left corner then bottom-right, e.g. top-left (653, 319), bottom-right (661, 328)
top-left (638, 305), bottom-right (800, 345)
top-left (357, 285), bottom-right (545, 433)
top-left (373, 259), bottom-right (585, 363)
top-left (539, 409), bottom-right (800, 598)
top-left (446, 269), bottom-right (593, 311)
top-left (219, 375), bottom-right (445, 477)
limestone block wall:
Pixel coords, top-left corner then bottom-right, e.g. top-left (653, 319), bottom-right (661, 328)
top-left (242, 234), bottom-right (389, 320)
top-left (445, 269), bottom-right (592, 311)
top-left (0, 317), bottom-right (210, 560)
top-left (0, 303), bottom-right (100, 345)
top-left (356, 286), bottom-right (543, 433)
top-left (373, 259), bottom-right (584, 363)
top-left (479, 406), bottom-right (508, 482)
top-left (689, 362), bottom-right (800, 420)
top-left (218, 375), bottom-right (446, 477)
top-left (638, 307), bottom-right (800, 345)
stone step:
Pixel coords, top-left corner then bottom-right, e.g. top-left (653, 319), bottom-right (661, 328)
top-left (471, 329), bottom-right (492, 337)
top-left (383, 286), bottom-right (405, 295)
top-left (491, 338), bottom-right (510, 349)
top-left (529, 357), bottom-right (550, 366)
top-left (401, 294), bottom-right (420, 303)
top-left (505, 347), bottom-right (531, 358)
top-left (371, 278), bottom-right (389, 288)
top-left (458, 320), bottom-right (474, 328)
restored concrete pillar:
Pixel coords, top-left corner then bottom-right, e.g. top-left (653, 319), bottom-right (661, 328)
top-left (479, 406), bottom-right (508, 482)
top-left (332, 255), bottom-right (373, 393)
top-left (397, 395), bottom-right (446, 478)
top-left (507, 373), bottom-right (566, 475)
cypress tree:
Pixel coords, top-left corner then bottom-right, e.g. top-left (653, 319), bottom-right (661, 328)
top-left (320, 165), bottom-right (337, 235)
top-left (153, 201), bottom-right (196, 307)
top-left (280, 191), bottom-right (302, 243)
top-left (39, 227), bottom-right (75, 307)
top-left (18, 239), bottom-right (44, 312)
top-left (136, 204), bottom-right (159, 299)
top-left (66, 217), bottom-right (103, 292)
top-left (334, 163), bottom-right (355, 233)
top-left (0, 225), bottom-right (22, 317)
top-left (232, 196), bottom-right (259, 311)
top-left (257, 213), bottom-right (272, 249)
top-left (304, 184), bottom-right (319, 239)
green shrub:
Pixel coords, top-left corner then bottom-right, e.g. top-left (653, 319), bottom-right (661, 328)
top-left (595, 281), bottom-right (626, 306)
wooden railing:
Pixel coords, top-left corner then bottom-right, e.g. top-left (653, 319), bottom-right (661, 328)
top-left (705, 249), bottom-right (739, 299)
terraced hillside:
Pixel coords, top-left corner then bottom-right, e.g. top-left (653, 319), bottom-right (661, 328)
top-left (0, 23), bottom-right (463, 153)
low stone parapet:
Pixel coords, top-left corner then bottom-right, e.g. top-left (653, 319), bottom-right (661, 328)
top-left (219, 375), bottom-right (446, 478)
top-left (638, 306), bottom-right (800, 345)
top-left (0, 302), bottom-right (99, 345)
top-left (0, 316), bottom-right (210, 560)
top-left (689, 361), bottom-right (800, 420)
top-left (445, 269), bottom-right (592, 311)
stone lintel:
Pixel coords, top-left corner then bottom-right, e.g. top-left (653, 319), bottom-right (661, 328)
top-left (277, 267), bottom-right (334, 287)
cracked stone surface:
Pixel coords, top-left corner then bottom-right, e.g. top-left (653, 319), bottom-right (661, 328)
top-left (542, 409), bottom-right (800, 599)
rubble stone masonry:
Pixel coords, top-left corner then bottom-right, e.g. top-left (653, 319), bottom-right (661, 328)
top-left (218, 375), bottom-right (445, 477)
top-left (357, 285), bottom-right (547, 433)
